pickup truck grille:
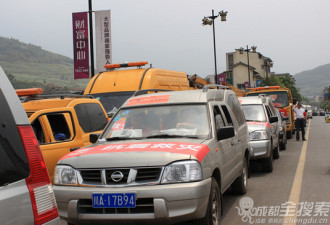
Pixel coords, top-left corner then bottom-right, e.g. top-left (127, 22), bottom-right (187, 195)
top-left (78, 198), bottom-right (154, 214)
top-left (78, 167), bottom-right (163, 186)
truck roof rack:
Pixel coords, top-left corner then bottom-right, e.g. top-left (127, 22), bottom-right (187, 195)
top-left (20, 94), bottom-right (94, 103)
top-left (132, 89), bottom-right (173, 97)
top-left (202, 85), bottom-right (230, 92)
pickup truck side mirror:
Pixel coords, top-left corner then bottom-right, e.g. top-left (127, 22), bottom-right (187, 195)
top-left (217, 126), bottom-right (235, 140)
top-left (90, 133), bottom-right (101, 144)
top-left (292, 98), bottom-right (297, 105)
top-left (270, 116), bottom-right (278, 123)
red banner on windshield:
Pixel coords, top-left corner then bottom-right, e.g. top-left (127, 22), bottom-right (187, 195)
top-left (73, 12), bottom-right (89, 79)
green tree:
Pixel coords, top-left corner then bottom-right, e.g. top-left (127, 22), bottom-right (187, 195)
top-left (261, 76), bottom-right (282, 87)
top-left (277, 75), bottom-right (303, 102)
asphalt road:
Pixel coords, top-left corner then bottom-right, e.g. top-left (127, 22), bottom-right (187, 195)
top-left (61, 116), bottom-right (330, 225)
top-left (221, 116), bottom-right (330, 225)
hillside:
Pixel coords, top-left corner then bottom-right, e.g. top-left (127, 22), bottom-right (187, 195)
top-left (0, 36), bottom-right (88, 90)
top-left (294, 63), bottom-right (330, 97)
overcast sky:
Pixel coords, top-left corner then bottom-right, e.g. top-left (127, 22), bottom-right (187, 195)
top-left (1, 0), bottom-right (330, 77)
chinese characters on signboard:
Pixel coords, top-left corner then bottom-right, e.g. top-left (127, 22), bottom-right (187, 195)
top-left (217, 73), bottom-right (226, 85)
top-left (72, 12), bottom-right (89, 79)
top-left (95, 10), bottom-right (112, 73)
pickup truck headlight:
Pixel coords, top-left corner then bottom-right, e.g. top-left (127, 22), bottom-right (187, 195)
top-left (279, 127), bottom-right (283, 132)
top-left (250, 130), bottom-right (268, 140)
top-left (161, 161), bottom-right (202, 184)
top-left (54, 165), bottom-right (78, 185)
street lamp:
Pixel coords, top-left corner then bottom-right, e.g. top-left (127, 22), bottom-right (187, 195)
top-left (202, 10), bottom-right (228, 84)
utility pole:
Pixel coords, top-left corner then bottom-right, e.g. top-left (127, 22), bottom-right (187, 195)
top-left (88, 0), bottom-right (95, 77)
top-left (246, 45), bottom-right (251, 88)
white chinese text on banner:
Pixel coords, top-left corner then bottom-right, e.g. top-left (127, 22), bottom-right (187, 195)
top-left (72, 12), bottom-right (90, 79)
top-left (95, 10), bottom-right (112, 73)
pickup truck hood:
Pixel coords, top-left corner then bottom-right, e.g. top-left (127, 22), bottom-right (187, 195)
top-left (246, 121), bottom-right (270, 133)
top-left (58, 139), bottom-right (210, 168)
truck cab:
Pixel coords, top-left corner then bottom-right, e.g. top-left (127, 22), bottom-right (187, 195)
top-left (84, 61), bottom-right (191, 115)
top-left (16, 88), bottom-right (109, 182)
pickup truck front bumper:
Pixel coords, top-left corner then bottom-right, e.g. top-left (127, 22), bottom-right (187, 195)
top-left (249, 139), bottom-right (271, 160)
top-left (54, 178), bottom-right (211, 225)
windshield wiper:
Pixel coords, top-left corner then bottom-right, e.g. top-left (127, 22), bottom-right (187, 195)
top-left (145, 134), bottom-right (200, 139)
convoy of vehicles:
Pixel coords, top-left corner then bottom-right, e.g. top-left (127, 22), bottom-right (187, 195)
top-left (4, 58), bottom-right (313, 224)
top-left (53, 87), bottom-right (250, 225)
top-left (16, 88), bottom-right (109, 182)
top-left (0, 67), bottom-right (60, 225)
top-left (246, 86), bottom-right (296, 139)
top-left (239, 96), bottom-right (280, 173)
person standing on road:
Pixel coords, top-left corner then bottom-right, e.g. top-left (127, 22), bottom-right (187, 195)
top-left (293, 102), bottom-right (306, 141)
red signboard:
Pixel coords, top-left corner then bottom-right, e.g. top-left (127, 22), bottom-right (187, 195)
top-left (217, 73), bottom-right (226, 85)
top-left (72, 12), bottom-right (89, 79)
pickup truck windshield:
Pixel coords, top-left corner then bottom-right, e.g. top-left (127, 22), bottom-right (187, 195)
top-left (241, 104), bottom-right (267, 122)
top-left (102, 104), bottom-right (210, 140)
top-left (247, 91), bottom-right (289, 107)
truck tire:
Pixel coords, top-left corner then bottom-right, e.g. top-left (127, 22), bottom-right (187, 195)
top-left (262, 151), bottom-right (273, 173)
top-left (273, 144), bottom-right (280, 159)
top-left (231, 158), bottom-right (248, 195)
top-left (193, 178), bottom-right (221, 225)
top-left (280, 135), bottom-right (287, 150)
top-left (287, 130), bottom-right (292, 139)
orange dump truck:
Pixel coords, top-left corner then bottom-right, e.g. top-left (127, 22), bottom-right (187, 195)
top-left (246, 86), bottom-right (296, 139)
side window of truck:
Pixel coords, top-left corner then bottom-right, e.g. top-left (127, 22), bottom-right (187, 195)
top-left (31, 118), bottom-right (46, 144)
top-left (75, 103), bottom-right (108, 133)
top-left (221, 105), bottom-right (233, 127)
top-left (47, 113), bottom-right (72, 142)
top-left (213, 105), bottom-right (225, 130)
top-left (265, 105), bottom-right (272, 121)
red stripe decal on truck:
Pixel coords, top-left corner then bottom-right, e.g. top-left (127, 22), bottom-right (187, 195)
top-left (126, 95), bottom-right (170, 106)
top-left (246, 121), bottom-right (270, 128)
top-left (60, 142), bottom-right (210, 162)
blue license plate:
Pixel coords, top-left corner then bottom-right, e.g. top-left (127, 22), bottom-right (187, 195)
top-left (92, 193), bottom-right (136, 208)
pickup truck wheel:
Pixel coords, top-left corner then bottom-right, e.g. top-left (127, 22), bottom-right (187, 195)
top-left (262, 151), bottom-right (273, 173)
top-left (287, 130), bottom-right (292, 139)
top-left (273, 144), bottom-right (280, 159)
top-left (231, 158), bottom-right (248, 195)
top-left (193, 178), bottom-right (221, 225)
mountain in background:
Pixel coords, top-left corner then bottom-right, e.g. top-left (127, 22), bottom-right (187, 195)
top-left (294, 63), bottom-right (330, 97)
top-left (1, 36), bottom-right (329, 96)
top-left (0, 36), bottom-right (88, 90)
